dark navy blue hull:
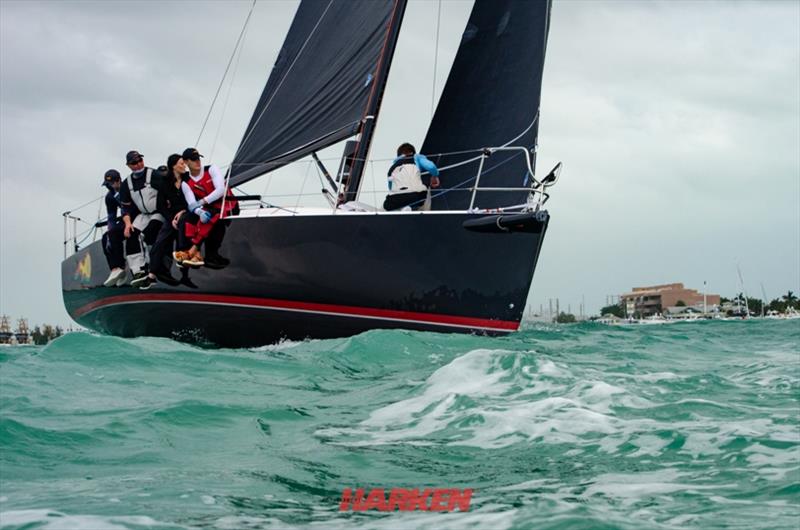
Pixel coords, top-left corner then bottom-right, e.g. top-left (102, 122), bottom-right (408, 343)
top-left (62, 212), bottom-right (548, 347)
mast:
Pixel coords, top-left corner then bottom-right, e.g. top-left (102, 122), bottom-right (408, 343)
top-left (342, 0), bottom-right (408, 203)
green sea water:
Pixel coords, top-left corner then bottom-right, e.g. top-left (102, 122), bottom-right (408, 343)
top-left (0, 319), bottom-right (798, 529)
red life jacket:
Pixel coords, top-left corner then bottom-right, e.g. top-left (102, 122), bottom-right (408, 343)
top-left (188, 165), bottom-right (238, 218)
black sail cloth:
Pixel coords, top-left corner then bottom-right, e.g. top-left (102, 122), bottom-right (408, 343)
top-left (422, 0), bottom-right (552, 211)
top-left (230, 0), bottom-right (398, 187)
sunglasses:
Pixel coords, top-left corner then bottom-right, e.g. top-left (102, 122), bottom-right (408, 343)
top-left (128, 158), bottom-right (143, 165)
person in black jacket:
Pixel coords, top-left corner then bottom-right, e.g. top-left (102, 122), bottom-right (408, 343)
top-left (119, 150), bottom-right (165, 287)
top-left (101, 169), bottom-right (126, 286)
top-left (137, 154), bottom-right (190, 289)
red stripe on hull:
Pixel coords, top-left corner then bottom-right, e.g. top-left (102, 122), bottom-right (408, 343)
top-left (72, 293), bottom-right (520, 332)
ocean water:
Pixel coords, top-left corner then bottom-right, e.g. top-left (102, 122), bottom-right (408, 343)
top-left (0, 319), bottom-right (798, 530)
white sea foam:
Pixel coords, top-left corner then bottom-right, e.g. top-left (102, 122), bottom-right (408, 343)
top-left (678, 418), bottom-right (778, 458)
top-left (315, 344), bottom-right (799, 467)
top-left (496, 478), bottom-right (558, 491)
top-left (362, 349), bottom-right (514, 427)
top-left (744, 443), bottom-right (800, 480)
top-left (580, 470), bottom-right (738, 508)
top-left (316, 349), bottom-right (635, 449)
top-left (211, 508), bottom-right (518, 530)
top-left (201, 494), bottom-right (216, 505)
top-left (0, 509), bottom-right (168, 530)
top-left (627, 434), bottom-right (673, 457)
top-left (213, 515), bottom-right (283, 529)
top-left (635, 371), bottom-right (680, 382)
top-left (251, 338), bottom-right (306, 352)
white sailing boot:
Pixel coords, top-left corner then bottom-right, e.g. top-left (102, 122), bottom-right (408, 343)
top-left (115, 269), bottom-right (129, 286)
top-left (103, 268), bottom-right (126, 287)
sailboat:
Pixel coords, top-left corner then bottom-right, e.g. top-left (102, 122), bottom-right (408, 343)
top-left (61, 0), bottom-right (560, 347)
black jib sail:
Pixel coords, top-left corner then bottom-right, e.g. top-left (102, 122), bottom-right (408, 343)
top-left (421, 0), bottom-right (552, 211)
top-left (230, 0), bottom-right (405, 187)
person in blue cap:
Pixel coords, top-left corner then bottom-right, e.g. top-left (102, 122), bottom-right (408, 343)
top-left (100, 169), bottom-right (127, 286)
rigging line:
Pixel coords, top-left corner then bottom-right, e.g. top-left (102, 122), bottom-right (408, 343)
top-left (211, 4), bottom-right (252, 161)
top-left (427, 112), bottom-right (539, 172)
top-left (430, 0), bottom-right (441, 118)
top-left (422, 113), bottom-right (542, 169)
top-left (502, 110), bottom-right (539, 149)
top-left (234, 0), bottom-right (335, 160)
top-left (295, 160), bottom-right (313, 211)
top-left (68, 222), bottom-right (98, 246)
top-left (370, 160), bottom-right (379, 209)
top-left (75, 226), bottom-right (98, 249)
top-left (64, 194), bottom-right (103, 216)
top-left (195, 0), bottom-right (257, 147)
top-left (407, 150), bottom-right (529, 208)
top-left (230, 110), bottom-right (539, 183)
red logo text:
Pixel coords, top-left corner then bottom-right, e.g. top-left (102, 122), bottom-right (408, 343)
top-left (339, 488), bottom-right (473, 512)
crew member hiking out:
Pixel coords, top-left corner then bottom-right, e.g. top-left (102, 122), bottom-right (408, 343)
top-left (383, 143), bottom-right (440, 211)
top-left (136, 154), bottom-right (189, 290)
top-left (119, 150), bottom-right (165, 287)
top-left (174, 147), bottom-right (237, 269)
top-left (100, 169), bottom-right (126, 286)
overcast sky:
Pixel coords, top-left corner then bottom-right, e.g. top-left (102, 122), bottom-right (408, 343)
top-left (1, 0), bottom-right (798, 326)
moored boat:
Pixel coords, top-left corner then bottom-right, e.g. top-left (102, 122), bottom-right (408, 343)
top-left (0, 315), bottom-right (15, 345)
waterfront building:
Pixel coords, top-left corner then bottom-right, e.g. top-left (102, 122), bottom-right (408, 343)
top-left (620, 283), bottom-right (720, 317)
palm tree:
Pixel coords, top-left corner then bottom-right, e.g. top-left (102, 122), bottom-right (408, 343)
top-left (783, 291), bottom-right (797, 309)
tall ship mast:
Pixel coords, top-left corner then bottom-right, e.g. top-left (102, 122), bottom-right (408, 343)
top-left (0, 315), bottom-right (16, 345)
top-left (15, 318), bottom-right (34, 345)
top-left (61, 0), bottom-right (561, 347)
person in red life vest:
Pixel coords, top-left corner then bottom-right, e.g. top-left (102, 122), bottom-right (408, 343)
top-left (173, 147), bottom-right (238, 269)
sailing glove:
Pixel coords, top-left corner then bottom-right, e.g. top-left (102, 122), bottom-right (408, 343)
top-left (198, 209), bottom-right (213, 224)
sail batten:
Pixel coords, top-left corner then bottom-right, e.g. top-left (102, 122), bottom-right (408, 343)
top-left (421, 0), bottom-right (552, 211)
top-left (230, 0), bottom-right (400, 187)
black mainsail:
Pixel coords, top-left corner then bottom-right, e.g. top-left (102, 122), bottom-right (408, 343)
top-left (230, 0), bottom-right (406, 187)
top-left (421, 0), bottom-right (552, 211)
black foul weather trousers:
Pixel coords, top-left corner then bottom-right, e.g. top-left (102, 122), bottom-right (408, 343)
top-left (102, 226), bottom-right (125, 270)
top-left (148, 221), bottom-right (176, 275)
top-left (383, 191), bottom-right (428, 211)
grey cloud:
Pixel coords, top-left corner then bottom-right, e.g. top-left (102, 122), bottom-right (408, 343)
top-left (1, 0), bottom-right (798, 325)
